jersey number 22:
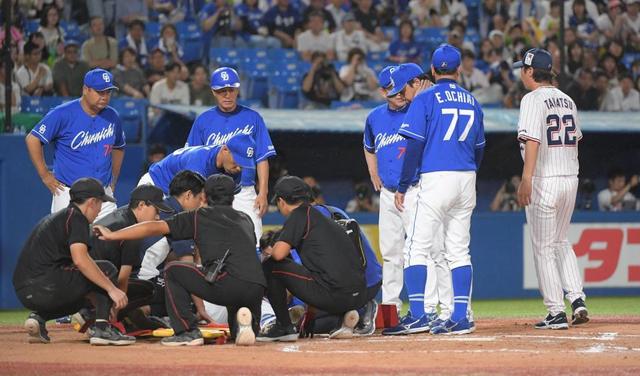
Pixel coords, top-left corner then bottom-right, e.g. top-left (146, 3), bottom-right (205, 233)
top-left (546, 114), bottom-right (577, 147)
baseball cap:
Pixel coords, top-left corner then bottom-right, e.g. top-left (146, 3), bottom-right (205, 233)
top-left (513, 48), bottom-right (552, 71)
top-left (386, 63), bottom-right (424, 97)
top-left (211, 67), bottom-right (240, 90)
top-left (342, 13), bottom-right (356, 23)
top-left (70, 178), bottom-right (116, 203)
top-left (271, 176), bottom-right (311, 204)
top-left (488, 29), bottom-right (504, 40)
top-left (64, 39), bottom-right (80, 49)
top-left (432, 44), bottom-right (461, 71)
top-left (378, 65), bottom-right (398, 89)
top-left (130, 185), bottom-right (174, 213)
top-left (83, 68), bottom-right (118, 91)
top-left (205, 174), bottom-right (236, 200)
top-left (225, 134), bottom-right (256, 170)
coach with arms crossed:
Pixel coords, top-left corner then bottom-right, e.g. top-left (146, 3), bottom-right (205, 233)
top-left (25, 68), bottom-right (125, 220)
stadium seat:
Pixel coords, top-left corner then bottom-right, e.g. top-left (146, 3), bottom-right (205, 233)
top-left (621, 53), bottom-right (639, 69)
top-left (244, 60), bottom-right (270, 101)
top-left (21, 96), bottom-right (66, 115)
top-left (367, 51), bottom-right (387, 62)
top-left (110, 98), bottom-right (145, 143)
top-left (381, 26), bottom-right (397, 41)
top-left (210, 47), bottom-right (245, 70)
top-left (176, 21), bottom-right (203, 63)
top-left (267, 48), bottom-right (300, 62)
top-left (268, 76), bottom-right (300, 109)
top-left (145, 21), bottom-right (161, 49)
top-left (25, 20), bottom-right (39, 35)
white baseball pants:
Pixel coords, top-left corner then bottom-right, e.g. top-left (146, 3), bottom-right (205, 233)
top-left (51, 185), bottom-right (117, 222)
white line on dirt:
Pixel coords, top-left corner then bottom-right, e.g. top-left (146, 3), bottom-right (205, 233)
top-left (503, 334), bottom-right (620, 341)
top-left (365, 336), bottom-right (497, 343)
top-left (279, 348), bottom-right (544, 355)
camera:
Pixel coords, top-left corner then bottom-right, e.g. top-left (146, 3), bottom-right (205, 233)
top-left (577, 178), bottom-right (596, 210)
top-left (504, 180), bottom-right (516, 194)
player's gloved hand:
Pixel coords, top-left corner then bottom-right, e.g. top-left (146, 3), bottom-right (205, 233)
top-left (255, 192), bottom-right (268, 217)
top-left (394, 192), bottom-right (405, 212)
top-left (517, 177), bottom-right (532, 207)
top-left (108, 287), bottom-right (128, 310)
top-left (370, 174), bottom-right (382, 192)
top-left (93, 225), bottom-right (113, 240)
top-left (41, 171), bottom-right (64, 195)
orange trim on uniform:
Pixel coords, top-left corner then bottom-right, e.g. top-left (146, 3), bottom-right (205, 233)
top-left (273, 270), bottom-right (313, 281)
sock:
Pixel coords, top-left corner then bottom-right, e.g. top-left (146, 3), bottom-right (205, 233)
top-left (451, 265), bottom-right (472, 322)
top-left (95, 319), bottom-right (109, 330)
top-left (404, 265), bottom-right (427, 317)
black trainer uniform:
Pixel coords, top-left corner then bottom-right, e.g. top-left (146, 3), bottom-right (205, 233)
top-left (163, 205), bottom-right (266, 338)
top-left (91, 206), bottom-right (155, 321)
top-left (264, 204), bottom-right (367, 328)
top-left (13, 204), bottom-right (118, 322)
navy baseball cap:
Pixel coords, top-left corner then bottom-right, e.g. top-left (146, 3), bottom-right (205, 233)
top-left (271, 176), bottom-right (311, 204)
top-left (130, 185), bottom-right (174, 213)
top-left (225, 135), bottom-right (256, 170)
top-left (70, 178), bottom-right (116, 203)
top-left (211, 67), bottom-right (240, 90)
top-left (378, 65), bottom-right (398, 89)
top-left (432, 44), bottom-right (461, 71)
top-left (205, 174), bottom-right (236, 200)
top-left (84, 69), bottom-right (118, 91)
top-left (513, 48), bottom-right (553, 71)
top-left (387, 63), bottom-right (424, 97)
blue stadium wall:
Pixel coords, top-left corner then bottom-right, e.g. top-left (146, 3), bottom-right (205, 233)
top-left (2, 133), bottom-right (640, 309)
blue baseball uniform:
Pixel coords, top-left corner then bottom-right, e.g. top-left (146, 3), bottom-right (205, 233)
top-left (30, 99), bottom-right (125, 187)
top-left (147, 145), bottom-right (239, 194)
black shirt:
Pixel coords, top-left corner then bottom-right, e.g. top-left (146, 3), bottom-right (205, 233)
top-left (278, 204), bottom-right (365, 292)
top-left (165, 205), bottom-right (266, 287)
top-left (90, 206), bottom-right (141, 270)
top-left (13, 204), bottom-right (91, 289)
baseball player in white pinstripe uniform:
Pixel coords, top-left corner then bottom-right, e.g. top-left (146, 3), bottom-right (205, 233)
top-left (514, 48), bottom-right (589, 330)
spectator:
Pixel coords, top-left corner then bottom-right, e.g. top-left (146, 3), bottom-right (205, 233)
top-left (114, 0), bottom-right (149, 40)
top-left (492, 13), bottom-right (507, 33)
top-left (601, 75), bottom-right (640, 112)
top-left (566, 42), bottom-right (583, 76)
top-left (333, 13), bottom-right (369, 62)
top-left (145, 47), bottom-right (166, 86)
top-left (118, 19), bottom-right (149, 67)
top-left (113, 47), bottom-right (149, 99)
top-left (87, 0), bottom-right (116, 35)
top-left (490, 175), bottom-right (522, 212)
top-left (479, 0), bottom-right (510, 36)
top-left (600, 54), bottom-right (620, 86)
top-left (633, 60), bottom-right (640, 81)
top-left (606, 40), bottom-right (626, 67)
top-left (458, 49), bottom-right (497, 103)
top-left (594, 70), bottom-right (610, 109)
top-left (157, 23), bottom-right (184, 65)
top-left (200, 0), bottom-right (241, 49)
top-left (303, 0), bottom-right (336, 32)
top-left (297, 11), bottom-right (336, 61)
top-left (568, 0), bottom-right (598, 48)
top-left (388, 20), bottom-right (421, 64)
top-left (263, 0), bottom-right (302, 49)
top-left (353, 0), bottom-right (387, 50)
top-left (235, 0), bottom-right (280, 48)
top-left (488, 60), bottom-right (514, 100)
top-left (447, 21), bottom-right (474, 53)
top-left (565, 69), bottom-right (600, 111)
top-left (303, 176), bottom-right (325, 204)
top-left (16, 41), bottom-right (53, 96)
top-left (301, 51), bottom-right (345, 108)
top-left (596, 0), bottom-right (625, 43)
top-left (149, 62), bottom-right (190, 120)
top-left (37, 4), bottom-right (65, 64)
top-left (52, 40), bottom-right (89, 97)
top-left (502, 79), bottom-right (528, 108)
top-left (339, 48), bottom-right (379, 102)
top-left (539, 0), bottom-right (561, 41)
top-left (598, 170), bottom-right (639, 211)
top-left (622, 0), bottom-right (640, 50)
top-left (325, 0), bottom-right (347, 28)
top-left (31, 0), bottom-right (65, 19)
top-left (0, 59), bottom-right (21, 113)
top-left (81, 16), bottom-right (118, 70)
top-left (409, 0), bottom-right (439, 27)
top-left (189, 63), bottom-right (215, 106)
top-left (24, 31), bottom-right (50, 64)
top-left (442, 0), bottom-right (469, 28)
top-left (345, 182), bottom-right (379, 213)
top-left (508, 0), bottom-right (546, 23)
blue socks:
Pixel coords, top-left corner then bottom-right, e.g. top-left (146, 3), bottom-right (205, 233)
top-left (404, 265), bottom-right (427, 317)
top-left (451, 265), bottom-right (472, 322)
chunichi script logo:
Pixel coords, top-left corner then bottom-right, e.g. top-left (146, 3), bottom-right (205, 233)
top-left (206, 125), bottom-right (254, 146)
top-left (71, 123), bottom-right (115, 150)
top-left (375, 132), bottom-right (404, 152)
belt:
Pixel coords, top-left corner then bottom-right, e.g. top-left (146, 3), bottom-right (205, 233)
top-left (384, 183), bottom-right (418, 193)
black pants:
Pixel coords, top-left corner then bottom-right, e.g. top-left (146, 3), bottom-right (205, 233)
top-left (311, 281), bottom-right (382, 334)
top-left (147, 275), bottom-right (167, 317)
top-left (15, 260), bottom-right (118, 322)
top-left (263, 258), bottom-right (367, 327)
top-left (163, 261), bottom-right (263, 338)
top-left (117, 278), bottom-right (155, 321)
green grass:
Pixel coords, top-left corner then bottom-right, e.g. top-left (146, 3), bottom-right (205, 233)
top-left (2, 297), bottom-right (638, 326)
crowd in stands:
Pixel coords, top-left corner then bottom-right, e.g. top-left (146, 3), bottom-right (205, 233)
top-left (1, 0), bottom-right (639, 112)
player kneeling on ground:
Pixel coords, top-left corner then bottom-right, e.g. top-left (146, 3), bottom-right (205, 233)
top-left (257, 176), bottom-right (367, 342)
top-left (12, 178), bottom-right (134, 346)
top-left (94, 174), bottom-right (265, 346)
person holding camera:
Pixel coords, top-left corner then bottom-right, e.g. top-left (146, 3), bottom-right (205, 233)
top-left (597, 169), bottom-right (639, 211)
top-left (490, 175), bottom-right (523, 212)
top-left (301, 51), bottom-right (346, 108)
top-left (339, 47), bottom-right (380, 102)
top-left (346, 182), bottom-right (379, 213)
top-left (200, 0), bottom-right (241, 49)
top-left (94, 174), bottom-right (266, 347)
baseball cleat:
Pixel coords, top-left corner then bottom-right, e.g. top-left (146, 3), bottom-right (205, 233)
top-left (25, 313), bottom-right (50, 344)
top-left (571, 298), bottom-right (589, 325)
top-left (534, 312), bottom-right (569, 330)
top-left (407, 312), bottom-right (438, 334)
top-left (354, 299), bottom-right (378, 336)
top-left (256, 323), bottom-right (298, 342)
top-left (381, 312), bottom-right (422, 335)
top-left (431, 318), bottom-right (476, 335)
top-left (161, 328), bottom-right (204, 347)
top-left (90, 324), bottom-right (136, 346)
top-left (71, 307), bottom-right (95, 333)
top-left (329, 310), bottom-right (359, 339)
top-left (428, 317), bottom-right (445, 331)
top-left (235, 307), bottom-right (255, 346)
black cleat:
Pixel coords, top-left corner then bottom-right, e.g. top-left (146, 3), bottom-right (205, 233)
top-left (571, 298), bottom-right (589, 325)
top-left (161, 328), bottom-right (204, 346)
top-left (354, 299), bottom-right (378, 336)
top-left (535, 312), bottom-right (569, 330)
top-left (256, 322), bottom-right (298, 342)
top-left (90, 324), bottom-right (136, 346)
top-left (25, 312), bottom-right (50, 344)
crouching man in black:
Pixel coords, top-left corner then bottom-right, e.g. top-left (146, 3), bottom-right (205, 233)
top-left (12, 178), bottom-right (134, 346)
top-left (257, 176), bottom-right (367, 342)
top-left (94, 174), bottom-right (265, 346)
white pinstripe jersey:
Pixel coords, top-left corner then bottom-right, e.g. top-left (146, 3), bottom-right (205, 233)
top-left (517, 86), bottom-right (582, 177)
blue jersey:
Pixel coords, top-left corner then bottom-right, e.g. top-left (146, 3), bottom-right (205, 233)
top-left (235, 3), bottom-right (265, 37)
top-left (185, 105), bottom-right (276, 186)
top-left (148, 145), bottom-right (237, 194)
top-left (262, 4), bottom-right (301, 37)
top-left (363, 104), bottom-right (418, 190)
top-left (398, 79), bottom-right (485, 173)
top-left (389, 40), bottom-right (421, 62)
top-left (30, 99), bottom-right (125, 186)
